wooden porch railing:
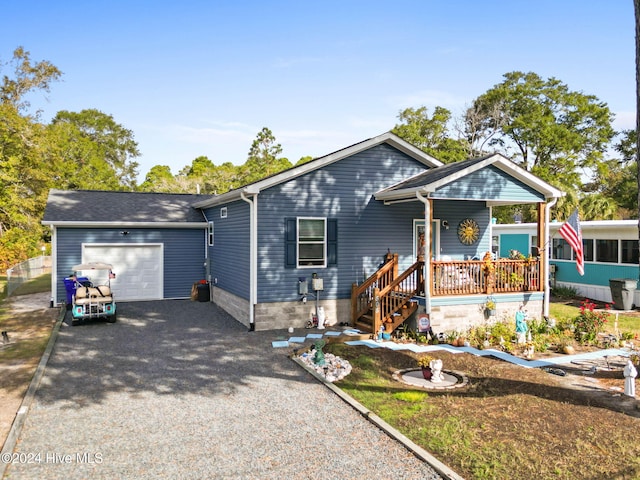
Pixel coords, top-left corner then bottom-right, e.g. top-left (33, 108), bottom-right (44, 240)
top-left (351, 254), bottom-right (541, 333)
top-left (351, 253), bottom-right (422, 334)
top-left (432, 258), bottom-right (541, 296)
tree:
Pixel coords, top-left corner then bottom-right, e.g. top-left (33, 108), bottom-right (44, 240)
top-left (239, 128), bottom-right (291, 185)
top-left (138, 165), bottom-right (175, 192)
top-left (0, 46), bottom-right (62, 113)
top-left (51, 109), bottom-right (140, 188)
top-left (392, 106), bottom-right (468, 163)
top-left (635, 0), bottom-right (640, 271)
top-left (465, 71), bottom-right (615, 192)
top-left (585, 130), bottom-right (637, 218)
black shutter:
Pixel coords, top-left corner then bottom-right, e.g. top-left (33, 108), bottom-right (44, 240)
top-left (327, 218), bottom-right (338, 266)
top-left (285, 218), bottom-right (297, 268)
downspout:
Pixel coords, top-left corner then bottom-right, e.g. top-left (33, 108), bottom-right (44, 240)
top-left (543, 198), bottom-right (558, 318)
top-left (416, 190), bottom-right (431, 315)
top-left (240, 191), bottom-right (257, 331)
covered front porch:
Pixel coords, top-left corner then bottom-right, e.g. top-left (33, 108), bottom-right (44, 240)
top-left (350, 153), bottom-right (563, 335)
top-left (351, 252), bottom-right (544, 335)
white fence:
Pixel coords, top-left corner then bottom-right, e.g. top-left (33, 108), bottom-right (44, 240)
top-left (6, 255), bottom-right (51, 296)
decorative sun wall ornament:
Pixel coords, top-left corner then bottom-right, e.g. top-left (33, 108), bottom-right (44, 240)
top-left (457, 218), bottom-right (480, 245)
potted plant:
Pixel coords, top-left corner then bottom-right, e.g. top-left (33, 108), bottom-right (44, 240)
top-left (417, 354), bottom-right (434, 379)
top-left (484, 298), bottom-right (496, 317)
top-left (481, 251), bottom-right (496, 293)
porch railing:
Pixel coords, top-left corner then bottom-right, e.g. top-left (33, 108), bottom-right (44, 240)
top-left (432, 258), bottom-right (541, 296)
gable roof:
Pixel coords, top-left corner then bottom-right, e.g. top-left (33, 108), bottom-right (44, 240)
top-left (42, 189), bottom-right (215, 227)
top-left (193, 131), bottom-right (443, 208)
top-left (374, 153), bottom-right (564, 204)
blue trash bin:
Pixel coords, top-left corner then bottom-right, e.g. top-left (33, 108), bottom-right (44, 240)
top-left (63, 276), bottom-right (90, 307)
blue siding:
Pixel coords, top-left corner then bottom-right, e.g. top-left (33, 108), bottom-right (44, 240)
top-left (499, 233), bottom-right (530, 258)
top-left (204, 201), bottom-right (250, 300)
top-left (432, 200), bottom-right (491, 260)
top-left (433, 166), bottom-right (545, 202)
top-left (55, 228), bottom-right (205, 302)
top-left (553, 260), bottom-right (639, 287)
top-left (256, 143), bottom-right (428, 303)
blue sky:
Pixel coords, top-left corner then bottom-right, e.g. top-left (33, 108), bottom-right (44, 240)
top-left (1, 1), bottom-right (635, 180)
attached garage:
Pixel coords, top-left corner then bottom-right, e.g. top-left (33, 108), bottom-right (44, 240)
top-left (43, 190), bottom-right (216, 306)
top-left (81, 244), bottom-right (163, 301)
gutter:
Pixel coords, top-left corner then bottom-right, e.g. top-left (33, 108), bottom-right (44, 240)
top-left (240, 191), bottom-right (257, 331)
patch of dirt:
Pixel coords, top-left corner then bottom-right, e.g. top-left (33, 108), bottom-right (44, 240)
top-left (326, 341), bottom-right (640, 479)
top-left (0, 293), bottom-right (59, 450)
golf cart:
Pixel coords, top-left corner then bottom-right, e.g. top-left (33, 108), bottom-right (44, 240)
top-left (69, 262), bottom-right (117, 325)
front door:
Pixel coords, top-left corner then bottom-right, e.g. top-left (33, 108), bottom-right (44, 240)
top-left (414, 219), bottom-right (440, 260)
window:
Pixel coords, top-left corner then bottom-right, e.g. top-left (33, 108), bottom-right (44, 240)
top-left (552, 238), bottom-right (572, 260)
top-left (582, 239), bottom-right (594, 262)
top-left (285, 217), bottom-right (337, 268)
top-left (208, 221), bottom-right (214, 246)
top-left (621, 240), bottom-right (639, 264)
top-left (298, 218), bottom-right (326, 267)
top-left (220, 207), bottom-right (227, 218)
top-left (596, 239), bottom-right (618, 263)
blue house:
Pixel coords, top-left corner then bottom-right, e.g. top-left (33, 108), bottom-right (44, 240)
top-left (44, 132), bottom-right (563, 333)
top-left (193, 132), bottom-right (563, 332)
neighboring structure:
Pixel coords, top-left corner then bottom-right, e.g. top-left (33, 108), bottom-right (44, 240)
top-left (494, 220), bottom-right (640, 305)
top-left (43, 132), bottom-right (564, 333)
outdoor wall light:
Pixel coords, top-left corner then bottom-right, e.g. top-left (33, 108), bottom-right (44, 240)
top-left (442, 220), bottom-right (449, 230)
top-left (120, 231), bottom-right (130, 236)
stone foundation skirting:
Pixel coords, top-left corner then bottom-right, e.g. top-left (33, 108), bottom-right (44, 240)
top-left (211, 287), bottom-right (352, 332)
top-left (253, 298), bottom-right (351, 331)
top-left (211, 287), bottom-right (250, 328)
top-left (426, 299), bottom-right (543, 334)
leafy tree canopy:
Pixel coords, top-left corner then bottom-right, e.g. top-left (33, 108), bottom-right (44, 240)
top-left (392, 106), bottom-right (468, 163)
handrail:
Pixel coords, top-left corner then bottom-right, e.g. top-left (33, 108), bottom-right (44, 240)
top-left (431, 258), bottom-right (541, 296)
top-left (351, 253), bottom-right (398, 323)
top-left (372, 259), bottom-right (423, 334)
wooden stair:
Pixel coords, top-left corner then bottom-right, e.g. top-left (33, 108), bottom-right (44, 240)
top-left (351, 253), bottom-right (423, 335)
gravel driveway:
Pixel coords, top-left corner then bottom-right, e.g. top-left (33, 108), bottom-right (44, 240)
top-left (3, 299), bottom-right (444, 479)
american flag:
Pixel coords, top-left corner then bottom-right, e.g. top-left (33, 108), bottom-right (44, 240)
top-left (558, 209), bottom-right (584, 276)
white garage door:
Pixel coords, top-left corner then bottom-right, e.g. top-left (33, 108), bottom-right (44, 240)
top-left (81, 244), bottom-right (163, 301)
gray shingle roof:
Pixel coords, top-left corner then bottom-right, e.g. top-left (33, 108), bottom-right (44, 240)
top-left (386, 156), bottom-right (492, 191)
top-left (43, 190), bottom-right (215, 224)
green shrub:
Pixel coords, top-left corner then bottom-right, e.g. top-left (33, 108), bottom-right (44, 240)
top-left (552, 285), bottom-right (578, 299)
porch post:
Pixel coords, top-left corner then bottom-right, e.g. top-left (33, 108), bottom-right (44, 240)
top-left (416, 190), bottom-right (431, 314)
top-left (542, 198), bottom-right (557, 318)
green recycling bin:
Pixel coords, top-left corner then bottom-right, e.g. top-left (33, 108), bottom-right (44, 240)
top-left (609, 278), bottom-right (637, 311)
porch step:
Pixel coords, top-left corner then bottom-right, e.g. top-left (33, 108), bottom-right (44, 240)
top-left (353, 301), bottom-right (419, 335)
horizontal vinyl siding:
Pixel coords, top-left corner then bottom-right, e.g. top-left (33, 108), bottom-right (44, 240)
top-left (432, 200), bottom-right (491, 259)
top-left (553, 261), bottom-right (639, 287)
top-left (499, 233), bottom-right (530, 258)
top-left (257, 144), bottom-right (428, 303)
top-left (433, 166), bottom-right (544, 202)
top-left (55, 228), bottom-right (206, 302)
top-left (205, 201), bottom-right (250, 300)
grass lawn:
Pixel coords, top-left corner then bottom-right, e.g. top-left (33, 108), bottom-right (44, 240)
top-left (321, 300), bottom-right (640, 480)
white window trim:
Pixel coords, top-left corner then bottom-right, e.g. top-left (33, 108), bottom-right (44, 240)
top-left (297, 217), bottom-right (327, 269)
top-left (208, 221), bottom-right (214, 246)
top-left (220, 207), bottom-right (227, 218)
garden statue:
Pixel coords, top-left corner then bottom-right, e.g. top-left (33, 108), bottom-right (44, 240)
top-left (515, 304), bottom-right (528, 344)
top-left (623, 359), bottom-right (637, 397)
top-left (313, 340), bottom-right (326, 366)
top-left (429, 358), bottom-right (444, 383)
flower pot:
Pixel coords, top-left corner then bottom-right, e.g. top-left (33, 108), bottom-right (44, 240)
top-left (421, 367), bottom-right (432, 380)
